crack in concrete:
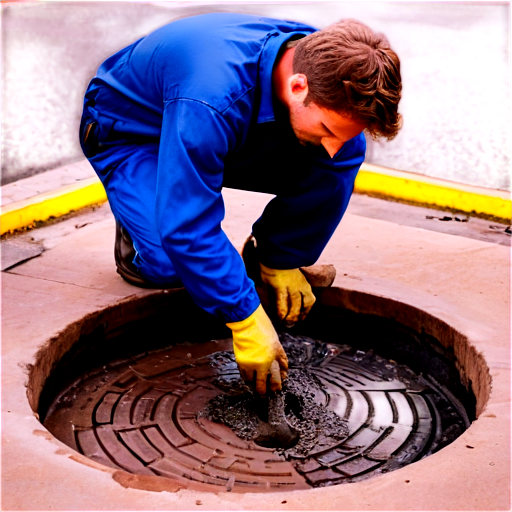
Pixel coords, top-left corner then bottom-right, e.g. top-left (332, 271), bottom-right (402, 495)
top-left (3, 269), bottom-right (128, 293)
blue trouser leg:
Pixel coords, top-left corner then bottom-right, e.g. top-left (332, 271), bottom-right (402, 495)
top-left (80, 119), bottom-right (179, 285)
top-left (99, 144), bottom-right (179, 285)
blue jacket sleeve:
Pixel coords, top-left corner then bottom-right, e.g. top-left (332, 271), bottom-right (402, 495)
top-left (252, 133), bottom-right (366, 269)
top-left (155, 99), bottom-right (260, 322)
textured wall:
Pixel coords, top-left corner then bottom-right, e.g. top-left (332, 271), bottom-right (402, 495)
top-left (1, 1), bottom-right (510, 190)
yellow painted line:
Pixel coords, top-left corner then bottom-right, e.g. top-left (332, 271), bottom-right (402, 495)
top-left (1, 177), bottom-right (107, 235)
top-left (1, 163), bottom-right (510, 235)
top-left (355, 163), bottom-right (511, 221)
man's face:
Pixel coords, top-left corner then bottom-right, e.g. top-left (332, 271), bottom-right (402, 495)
top-left (288, 100), bottom-right (365, 159)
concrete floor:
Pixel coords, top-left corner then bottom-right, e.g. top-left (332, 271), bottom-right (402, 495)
top-left (1, 185), bottom-right (510, 509)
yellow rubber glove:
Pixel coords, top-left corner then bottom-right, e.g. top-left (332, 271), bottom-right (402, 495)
top-left (259, 263), bottom-right (316, 327)
top-left (227, 304), bottom-right (288, 395)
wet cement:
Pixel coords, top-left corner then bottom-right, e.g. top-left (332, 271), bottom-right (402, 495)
top-left (202, 333), bottom-right (351, 456)
top-left (201, 331), bottom-right (470, 463)
top-left (202, 366), bottom-right (349, 458)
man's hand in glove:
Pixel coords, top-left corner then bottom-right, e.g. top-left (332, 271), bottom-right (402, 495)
top-left (227, 304), bottom-right (288, 395)
top-left (259, 263), bottom-right (316, 327)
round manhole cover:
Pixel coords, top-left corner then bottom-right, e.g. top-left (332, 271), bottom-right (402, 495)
top-left (43, 329), bottom-right (471, 492)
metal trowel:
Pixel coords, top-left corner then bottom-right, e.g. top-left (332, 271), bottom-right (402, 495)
top-left (253, 392), bottom-right (299, 449)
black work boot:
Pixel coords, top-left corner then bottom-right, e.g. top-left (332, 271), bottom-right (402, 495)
top-left (114, 220), bottom-right (154, 287)
top-left (114, 220), bottom-right (182, 289)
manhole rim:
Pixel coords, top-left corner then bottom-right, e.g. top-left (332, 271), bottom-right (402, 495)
top-left (26, 286), bottom-right (492, 494)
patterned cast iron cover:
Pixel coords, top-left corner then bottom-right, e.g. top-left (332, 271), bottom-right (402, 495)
top-left (43, 335), bottom-right (469, 493)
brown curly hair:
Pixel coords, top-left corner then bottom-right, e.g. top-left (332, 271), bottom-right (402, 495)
top-left (291, 19), bottom-right (402, 140)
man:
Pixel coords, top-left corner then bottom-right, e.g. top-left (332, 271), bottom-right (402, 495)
top-left (79, 12), bottom-right (402, 396)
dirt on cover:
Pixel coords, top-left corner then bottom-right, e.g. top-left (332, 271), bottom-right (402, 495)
top-left (201, 334), bottom-right (349, 459)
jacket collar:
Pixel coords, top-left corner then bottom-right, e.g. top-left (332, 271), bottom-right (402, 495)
top-left (257, 31), bottom-right (309, 124)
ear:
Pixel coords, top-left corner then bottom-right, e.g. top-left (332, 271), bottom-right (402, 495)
top-left (289, 74), bottom-right (309, 102)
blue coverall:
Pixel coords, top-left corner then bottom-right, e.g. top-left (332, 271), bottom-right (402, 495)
top-left (79, 13), bottom-right (366, 323)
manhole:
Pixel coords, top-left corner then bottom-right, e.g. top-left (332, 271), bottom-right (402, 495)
top-left (36, 290), bottom-right (477, 493)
